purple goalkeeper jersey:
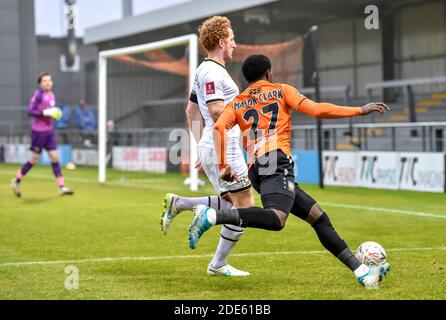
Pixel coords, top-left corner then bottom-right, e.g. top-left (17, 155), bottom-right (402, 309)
top-left (28, 89), bottom-right (56, 132)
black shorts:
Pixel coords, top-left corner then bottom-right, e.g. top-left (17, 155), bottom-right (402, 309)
top-left (248, 150), bottom-right (296, 212)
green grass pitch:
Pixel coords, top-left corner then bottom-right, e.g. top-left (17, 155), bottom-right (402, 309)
top-left (0, 163), bottom-right (445, 300)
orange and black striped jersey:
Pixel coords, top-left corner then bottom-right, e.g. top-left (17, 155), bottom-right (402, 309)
top-left (214, 80), bottom-right (363, 167)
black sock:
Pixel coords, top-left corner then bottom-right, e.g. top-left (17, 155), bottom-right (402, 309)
top-left (216, 208), bottom-right (240, 226)
top-left (312, 213), bottom-right (360, 270)
top-left (337, 248), bottom-right (362, 271)
top-left (216, 207), bottom-right (282, 231)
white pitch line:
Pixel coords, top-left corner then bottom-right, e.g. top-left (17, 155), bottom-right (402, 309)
top-left (0, 170), bottom-right (197, 192)
top-left (3, 199), bottom-right (444, 219)
top-left (320, 202), bottom-right (446, 219)
top-left (1, 247), bottom-right (445, 268)
top-left (1, 202), bottom-right (158, 212)
top-left (0, 171), bottom-right (92, 183)
top-left (1, 170), bottom-right (445, 218)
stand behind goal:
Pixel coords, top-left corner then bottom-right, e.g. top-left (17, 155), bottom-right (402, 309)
top-left (97, 34), bottom-right (304, 191)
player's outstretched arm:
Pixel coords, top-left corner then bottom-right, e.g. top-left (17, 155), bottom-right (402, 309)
top-left (298, 99), bottom-right (390, 119)
top-left (360, 102), bottom-right (390, 116)
top-left (283, 84), bottom-right (390, 119)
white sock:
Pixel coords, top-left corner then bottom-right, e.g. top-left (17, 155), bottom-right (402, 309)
top-left (354, 264), bottom-right (369, 278)
top-left (176, 196), bottom-right (231, 212)
top-left (209, 196), bottom-right (232, 210)
top-left (210, 222), bottom-right (245, 269)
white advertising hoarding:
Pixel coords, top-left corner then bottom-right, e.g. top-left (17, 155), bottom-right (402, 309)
top-left (112, 147), bottom-right (167, 173)
top-left (4, 144), bottom-right (29, 164)
top-left (356, 152), bottom-right (399, 190)
top-left (323, 151), bottom-right (445, 193)
top-left (323, 151), bottom-right (357, 186)
top-left (398, 152), bottom-right (444, 193)
top-left (73, 149), bottom-right (98, 167)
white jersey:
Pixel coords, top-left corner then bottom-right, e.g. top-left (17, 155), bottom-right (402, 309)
top-left (190, 58), bottom-right (241, 149)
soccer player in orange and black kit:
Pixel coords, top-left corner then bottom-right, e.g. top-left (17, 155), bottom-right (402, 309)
top-left (189, 54), bottom-right (391, 289)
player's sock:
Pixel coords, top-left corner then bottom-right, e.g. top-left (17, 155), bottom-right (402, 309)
top-left (210, 196), bottom-right (233, 210)
top-left (51, 162), bottom-right (64, 188)
top-left (337, 247), bottom-right (362, 271)
top-left (176, 196), bottom-right (232, 212)
top-left (210, 216), bottom-right (245, 269)
top-left (16, 161), bottom-right (34, 183)
top-left (311, 213), bottom-right (361, 271)
top-left (213, 207), bottom-right (283, 231)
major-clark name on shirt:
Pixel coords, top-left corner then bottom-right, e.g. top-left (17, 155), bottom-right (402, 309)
top-left (233, 89), bottom-right (283, 110)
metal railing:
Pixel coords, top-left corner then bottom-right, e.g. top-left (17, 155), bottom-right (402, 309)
top-left (366, 76), bottom-right (446, 123)
top-left (1, 122), bottom-right (444, 155)
top-left (300, 85), bottom-right (351, 103)
top-left (291, 122), bottom-right (446, 152)
top-left (0, 128), bottom-right (179, 150)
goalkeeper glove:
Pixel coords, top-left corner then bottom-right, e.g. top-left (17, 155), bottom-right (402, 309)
top-left (43, 107), bottom-right (62, 121)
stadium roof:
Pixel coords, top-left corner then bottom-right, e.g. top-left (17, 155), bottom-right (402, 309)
top-left (84, 0), bottom-right (279, 45)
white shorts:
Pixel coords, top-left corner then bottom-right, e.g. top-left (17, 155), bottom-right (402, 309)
top-left (199, 143), bottom-right (251, 196)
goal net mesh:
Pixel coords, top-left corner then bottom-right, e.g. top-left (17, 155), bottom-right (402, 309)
top-left (102, 37), bottom-right (304, 184)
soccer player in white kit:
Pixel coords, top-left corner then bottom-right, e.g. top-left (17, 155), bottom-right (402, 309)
top-left (161, 16), bottom-right (255, 276)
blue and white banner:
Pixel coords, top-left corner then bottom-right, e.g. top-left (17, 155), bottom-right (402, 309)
top-left (3, 144), bottom-right (73, 166)
top-left (40, 145), bottom-right (72, 166)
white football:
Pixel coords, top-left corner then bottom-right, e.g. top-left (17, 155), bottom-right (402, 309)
top-left (65, 162), bottom-right (76, 170)
top-left (355, 241), bottom-right (387, 266)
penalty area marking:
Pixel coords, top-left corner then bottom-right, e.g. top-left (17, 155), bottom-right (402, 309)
top-left (1, 246), bottom-right (445, 268)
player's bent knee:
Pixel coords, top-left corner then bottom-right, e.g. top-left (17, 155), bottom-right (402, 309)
top-left (311, 212), bottom-right (330, 228)
top-left (220, 194), bottom-right (233, 205)
top-left (241, 197), bottom-right (255, 208)
top-left (231, 188), bottom-right (255, 208)
top-left (271, 209), bottom-right (288, 231)
top-left (235, 198), bottom-right (255, 208)
top-left (306, 203), bottom-right (324, 225)
top-left (30, 155), bottom-right (40, 165)
top-left (49, 154), bottom-right (59, 163)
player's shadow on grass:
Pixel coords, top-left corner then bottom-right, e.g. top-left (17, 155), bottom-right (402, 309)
top-left (21, 197), bottom-right (58, 205)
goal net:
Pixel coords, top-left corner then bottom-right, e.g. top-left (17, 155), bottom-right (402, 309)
top-left (97, 34), bottom-right (304, 191)
top-left (98, 34), bottom-right (200, 190)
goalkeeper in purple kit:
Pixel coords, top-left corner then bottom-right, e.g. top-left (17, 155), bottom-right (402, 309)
top-left (11, 73), bottom-right (74, 197)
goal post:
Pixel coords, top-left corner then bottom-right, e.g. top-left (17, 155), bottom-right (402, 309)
top-left (97, 34), bottom-right (199, 191)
